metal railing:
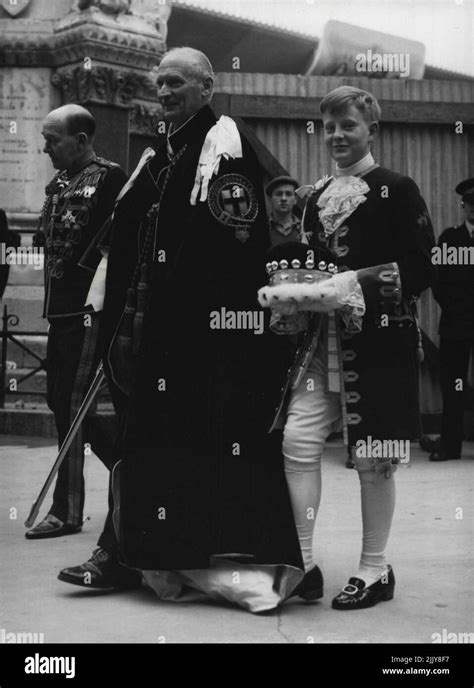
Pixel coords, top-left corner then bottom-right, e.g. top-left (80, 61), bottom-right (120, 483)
top-left (0, 304), bottom-right (47, 408)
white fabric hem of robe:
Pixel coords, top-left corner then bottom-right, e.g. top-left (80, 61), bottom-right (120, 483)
top-left (111, 462), bottom-right (304, 614)
top-left (141, 559), bottom-right (304, 614)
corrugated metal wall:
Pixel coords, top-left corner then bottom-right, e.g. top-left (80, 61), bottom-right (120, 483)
top-left (215, 73), bottom-right (474, 415)
top-left (216, 72), bottom-right (474, 101)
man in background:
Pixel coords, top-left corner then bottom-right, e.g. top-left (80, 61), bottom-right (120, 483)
top-left (430, 178), bottom-right (474, 461)
top-left (266, 175), bottom-right (301, 246)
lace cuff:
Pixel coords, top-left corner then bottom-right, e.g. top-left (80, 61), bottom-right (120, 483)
top-left (332, 270), bottom-right (366, 333)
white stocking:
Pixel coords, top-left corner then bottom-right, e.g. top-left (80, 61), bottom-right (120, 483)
top-left (356, 468), bottom-right (396, 587)
top-left (284, 456), bottom-right (322, 572)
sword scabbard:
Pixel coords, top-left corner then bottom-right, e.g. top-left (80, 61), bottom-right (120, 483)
top-left (24, 362), bottom-right (106, 528)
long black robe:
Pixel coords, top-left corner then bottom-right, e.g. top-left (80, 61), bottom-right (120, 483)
top-left (102, 105), bottom-right (303, 571)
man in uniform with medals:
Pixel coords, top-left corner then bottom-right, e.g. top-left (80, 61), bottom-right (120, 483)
top-left (26, 105), bottom-right (127, 540)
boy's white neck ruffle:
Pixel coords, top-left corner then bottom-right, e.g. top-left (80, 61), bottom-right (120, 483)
top-left (335, 152), bottom-right (375, 177)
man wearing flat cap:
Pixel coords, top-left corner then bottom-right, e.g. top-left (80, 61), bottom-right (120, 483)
top-left (430, 178), bottom-right (474, 461)
top-left (266, 175), bottom-right (301, 246)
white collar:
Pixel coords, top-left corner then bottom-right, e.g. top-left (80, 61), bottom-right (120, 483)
top-left (466, 219), bottom-right (474, 233)
top-left (335, 152), bottom-right (375, 177)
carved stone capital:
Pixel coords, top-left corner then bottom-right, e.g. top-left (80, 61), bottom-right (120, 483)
top-left (0, 0), bottom-right (168, 69)
top-left (51, 65), bottom-right (155, 106)
top-left (53, 20), bottom-right (166, 70)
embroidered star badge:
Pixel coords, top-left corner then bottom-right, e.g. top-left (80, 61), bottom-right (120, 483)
top-left (61, 210), bottom-right (76, 228)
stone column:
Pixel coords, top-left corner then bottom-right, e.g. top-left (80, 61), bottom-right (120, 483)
top-left (51, 0), bottom-right (170, 172)
top-left (0, 0), bottom-right (169, 333)
top-left (0, 0), bottom-right (170, 231)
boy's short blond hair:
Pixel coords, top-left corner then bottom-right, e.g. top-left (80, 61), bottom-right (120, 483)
top-left (320, 86), bottom-right (381, 123)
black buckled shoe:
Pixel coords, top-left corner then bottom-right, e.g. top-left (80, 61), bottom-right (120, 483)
top-left (58, 548), bottom-right (142, 590)
top-left (429, 448), bottom-right (460, 462)
top-left (332, 566), bottom-right (395, 610)
top-left (25, 514), bottom-right (82, 540)
top-left (290, 565), bottom-right (324, 602)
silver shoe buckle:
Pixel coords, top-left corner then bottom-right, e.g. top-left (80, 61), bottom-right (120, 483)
top-left (342, 583), bottom-right (359, 595)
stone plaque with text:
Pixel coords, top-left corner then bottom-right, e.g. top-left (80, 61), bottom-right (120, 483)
top-left (0, 67), bottom-right (59, 214)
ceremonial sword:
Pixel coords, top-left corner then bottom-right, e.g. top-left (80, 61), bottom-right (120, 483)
top-left (24, 362), bottom-right (106, 528)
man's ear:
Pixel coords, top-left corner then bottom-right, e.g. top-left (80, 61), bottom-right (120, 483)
top-left (368, 121), bottom-right (379, 142)
top-left (76, 132), bottom-right (89, 148)
top-left (201, 77), bottom-right (214, 100)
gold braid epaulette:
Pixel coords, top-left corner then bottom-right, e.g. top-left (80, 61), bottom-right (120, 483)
top-left (94, 156), bottom-right (120, 169)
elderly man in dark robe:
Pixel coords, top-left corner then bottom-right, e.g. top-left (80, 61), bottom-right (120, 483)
top-left (58, 47), bottom-right (313, 613)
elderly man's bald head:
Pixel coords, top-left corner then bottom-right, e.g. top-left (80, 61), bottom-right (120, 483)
top-left (44, 104), bottom-right (96, 141)
top-left (155, 47), bottom-right (215, 127)
top-left (42, 104), bottom-right (96, 172)
top-left (159, 47), bottom-right (214, 85)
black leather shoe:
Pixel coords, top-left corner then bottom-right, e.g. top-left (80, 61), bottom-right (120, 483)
top-left (429, 448), bottom-right (460, 461)
top-left (58, 548), bottom-right (142, 590)
top-left (290, 565), bottom-right (324, 602)
top-left (332, 566), bottom-right (395, 610)
top-left (25, 514), bottom-right (82, 540)
top-left (419, 435), bottom-right (440, 453)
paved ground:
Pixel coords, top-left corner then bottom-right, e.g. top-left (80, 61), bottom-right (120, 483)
top-left (0, 435), bottom-right (473, 644)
